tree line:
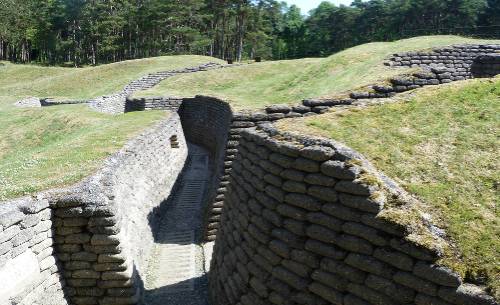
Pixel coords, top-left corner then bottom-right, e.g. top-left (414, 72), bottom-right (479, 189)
top-left (0, 0), bottom-right (498, 66)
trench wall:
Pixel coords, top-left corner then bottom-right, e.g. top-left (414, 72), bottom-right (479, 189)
top-left (388, 44), bottom-right (500, 79)
top-left (4, 42), bottom-right (499, 305)
top-left (0, 113), bottom-right (188, 305)
top-left (177, 97), bottom-right (233, 240)
top-left (175, 96), bottom-right (316, 241)
top-left (0, 197), bottom-right (67, 305)
top-left (125, 97), bottom-right (183, 112)
top-left (471, 54), bottom-right (500, 77)
top-left (125, 49), bottom-right (500, 242)
top-left (53, 113), bottom-right (188, 305)
top-left (208, 126), bottom-right (497, 305)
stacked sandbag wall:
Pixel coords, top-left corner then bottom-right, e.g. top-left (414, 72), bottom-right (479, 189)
top-left (208, 125), bottom-right (498, 305)
top-left (388, 44), bottom-right (500, 79)
top-left (1, 113), bottom-right (189, 305)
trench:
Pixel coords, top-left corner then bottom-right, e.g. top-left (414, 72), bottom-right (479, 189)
top-left (136, 97), bottom-right (233, 305)
top-left (142, 143), bottom-right (212, 305)
top-left (5, 46), bottom-right (499, 305)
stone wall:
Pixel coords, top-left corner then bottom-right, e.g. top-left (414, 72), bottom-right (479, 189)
top-left (126, 44), bottom-right (500, 123)
top-left (175, 96), bottom-right (340, 241)
top-left (0, 196), bottom-right (68, 305)
top-left (122, 44), bottom-right (500, 242)
top-left (208, 125), bottom-right (498, 305)
top-left (5, 42), bottom-right (499, 304)
top-left (387, 44), bottom-right (500, 80)
top-left (88, 93), bottom-right (129, 115)
top-left (349, 66), bottom-right (461, 100)
top-left (1, 113), bottom-right (188, 305)
top-left (349, 44), bottom-right (500, 100)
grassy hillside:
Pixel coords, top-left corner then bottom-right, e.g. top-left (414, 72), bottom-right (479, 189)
top-left (276, 78), bottom-right (500, 297)
top-left (1, 36), bottom-right (498, 203)
top-left (0, 105), bottom-right (167, 201)
top-left (0, 55), bottom-right (224, 200)
top-left (0, 55), bottom-right (224, 111)
top-left (136, 36), bottom-right (500, 109)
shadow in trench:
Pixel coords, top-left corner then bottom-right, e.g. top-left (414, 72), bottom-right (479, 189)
top-left (470, 55), bottom-right (500, 78)
top-left (141, 274), bottom-right (210, 305)
top-left (141, 143), bottom-right (212, 305)
top-left (147, 144), bottom-right (211, 244)
top-left (146, 159), bottom-right (190, 244)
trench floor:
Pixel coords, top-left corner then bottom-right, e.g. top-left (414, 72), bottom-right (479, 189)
top-left (142, 143), bottom-right (211, 305)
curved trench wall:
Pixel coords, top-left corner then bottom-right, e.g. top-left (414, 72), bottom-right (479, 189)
top-left (177, 96), bottom-right (233, 240)
top-left (0, 113), bottom-right (188, 305)
top-left (176, 96), bottom-right (312, 241)
top-left (52, 113), bottom-right (188, 305)
top-left (209, 126), bottom-right (497, 305)
top-left (388, 44), bottom-right (500, 79)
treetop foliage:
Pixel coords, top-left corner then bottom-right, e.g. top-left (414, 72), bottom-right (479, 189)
top-left (0, 0), bottom-right (498, 66)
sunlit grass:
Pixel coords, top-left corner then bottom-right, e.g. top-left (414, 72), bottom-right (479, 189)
top-left (137, 36), bottom-right (500, 109)
top-left (0, 55), bottom-right (224, 198)
top-left (0, 55), bottom-right (224, 111)
top-left (0, 105), bottom-right (167, 200)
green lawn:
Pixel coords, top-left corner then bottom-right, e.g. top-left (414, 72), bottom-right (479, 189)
top-left (136, 36), bottom-right (500, 109)
top-left (0, 55), bottom-right (224, 111)
top-left (0, 105), bottom-right (167, 201)
top-left (277, 79), bottom-right (500, 297)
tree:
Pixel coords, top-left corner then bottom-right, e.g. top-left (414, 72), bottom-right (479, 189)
top-left (280, 4), bottom-right (306, 58)
top-left (0, 0), bottom-right (497, 65)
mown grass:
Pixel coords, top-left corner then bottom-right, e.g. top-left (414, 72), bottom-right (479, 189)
top-left (277, 79), bottom-right (500, 297)
top-left (0, 55), bottom-right (223, 199)
top-left (136, 36), bottom-right (500, 109)
top-left (0, 105), bottom-right (167, 201)
top-left (0, 55), bottom-right (224, 111)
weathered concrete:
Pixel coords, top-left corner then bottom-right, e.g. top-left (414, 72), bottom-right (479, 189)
top-left (0, 250), bottom-right (41, 303)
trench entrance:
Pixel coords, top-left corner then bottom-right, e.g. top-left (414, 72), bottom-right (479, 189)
top-left (143, 143), bottom-right (211, 305)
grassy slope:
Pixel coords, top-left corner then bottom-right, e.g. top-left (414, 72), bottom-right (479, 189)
top-left (0, 105), bottom-right (167, 201)
top-left (0, 55), bottom-right (223, 200)
top-left (137, 36), bottom-right (500, 109)
top-left (276, 79), bottom-right (500, 296)
top-left (0, 35), bottom-right (498, 295)
top-left (0, 55), bottom-right (224, 110)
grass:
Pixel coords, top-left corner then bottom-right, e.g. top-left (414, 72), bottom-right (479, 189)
top-left (0, 55), bottom-right (223, 200)
top-left (1, 37), bottom-right (499, 283)
top-left (0, 105), bottom-right (167, 201)
top-left (0, 55), bottom-right (224, 111)
top-left (136, 36), bottom-right (500, 109)
top-left (276, 78), bottom-right (500, 297)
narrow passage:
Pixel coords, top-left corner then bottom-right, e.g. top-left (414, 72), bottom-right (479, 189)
top-left (143, 144), bottom-right (211, 305)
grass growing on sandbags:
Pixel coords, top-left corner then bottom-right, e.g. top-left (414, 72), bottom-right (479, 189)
top-left (277, 78), bottom-right (500, 297)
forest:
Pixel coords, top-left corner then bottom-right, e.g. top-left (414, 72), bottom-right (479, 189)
top-left (0, 0), bottom-right (499, 66)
